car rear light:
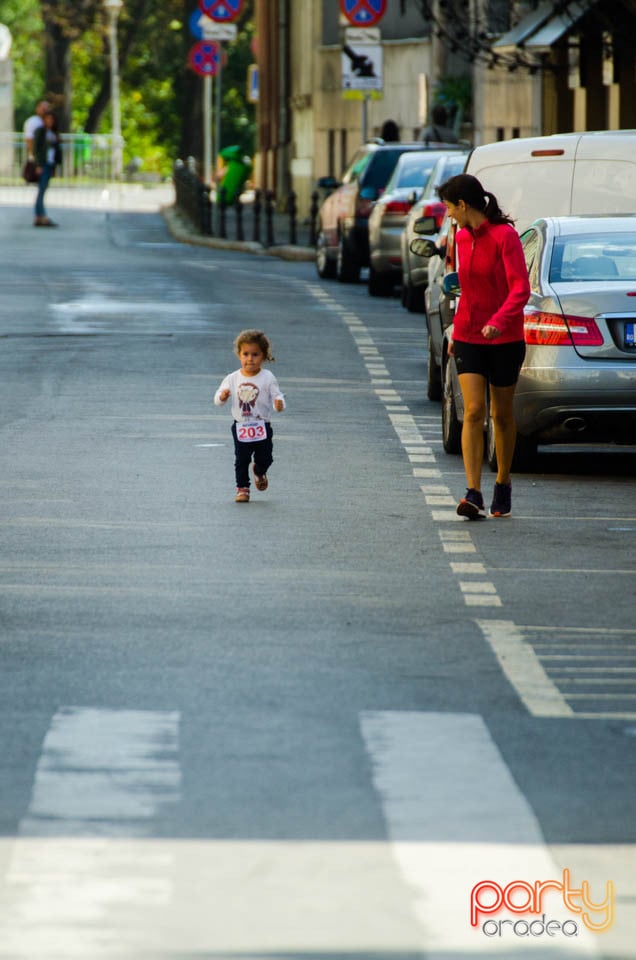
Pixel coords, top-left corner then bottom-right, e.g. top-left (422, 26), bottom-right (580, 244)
top-left (421, 201), bottom-right (446, 231)
top-left (384, 199), bottom-right (412, 215)
top-left (524, 311), bottom-right (604, 346)
top-left (531, 149), bottom-right (565, 156)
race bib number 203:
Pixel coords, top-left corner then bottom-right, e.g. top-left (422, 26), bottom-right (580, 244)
top-left (237, 419), bottom-right (267, 442)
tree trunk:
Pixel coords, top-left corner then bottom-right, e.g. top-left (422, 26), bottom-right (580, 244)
top-left (43, 17), bottom-right (72, 131)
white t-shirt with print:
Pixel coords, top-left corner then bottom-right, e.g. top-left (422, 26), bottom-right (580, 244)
top-left (214, 368), bottom-right (285, 421)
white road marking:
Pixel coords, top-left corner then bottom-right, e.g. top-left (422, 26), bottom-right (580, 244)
top-left (359, 710), bottom-right (600, 957)
top-left (302, 285), bottom-right (505, 609)
top-left (477, 620), bottom-right (574, 717)
top-left (0, 708), bottom-right (181, 957)
top-left (21, 708), bottom-right (181, 834)
top-left (479, 624), bottom-right (636, 719)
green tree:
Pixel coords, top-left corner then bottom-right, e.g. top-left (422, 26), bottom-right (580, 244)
top-left (1, 0), bottom-right (255, 174)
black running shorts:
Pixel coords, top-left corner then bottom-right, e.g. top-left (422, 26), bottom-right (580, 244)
top-left (452, 339), bottom-right (526, 388)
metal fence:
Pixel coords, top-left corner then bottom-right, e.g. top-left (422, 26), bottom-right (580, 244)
top-left (173, 160), bottom-right (319, 248)
top-left (0, 132), bottom-right (114, 184)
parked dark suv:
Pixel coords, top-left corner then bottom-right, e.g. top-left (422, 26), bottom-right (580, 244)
top-left (315, 140), bottom-right (457, 283)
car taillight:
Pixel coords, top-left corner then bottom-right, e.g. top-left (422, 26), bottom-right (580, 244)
top-left (421, 201), bottom-right (446, 231)
top-left (524, 311), bottom-right (604, 346)
top-left (384, 199), bottom-right (412, 216)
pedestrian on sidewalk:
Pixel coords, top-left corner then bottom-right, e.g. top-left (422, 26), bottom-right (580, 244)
top-left (23, 99), bottom-right (50, 160)
top-left (214, 330), bottom-right (285, 503)
top-left (33, 109), bottom-right (62, 227)
top-left (437, 173), bottom-right (530, 519)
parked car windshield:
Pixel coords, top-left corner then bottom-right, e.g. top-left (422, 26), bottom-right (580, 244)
top-left (549, 234), bottom-right (636, 282)
top-left (384, 152), bottom-right (442, 193)
top-left (363, 149), bottom-right (410, 190)
top-left (421, 153), bottom-right (468, 199)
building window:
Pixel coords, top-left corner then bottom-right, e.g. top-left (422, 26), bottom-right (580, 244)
top-left (488, 0), bottom-right (511, 34)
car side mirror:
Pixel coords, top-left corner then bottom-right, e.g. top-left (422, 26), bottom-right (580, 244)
top-left (410, 237), bottom-right (440, 258)
top-left (360, 185), bottom-right (378, 200)
top-left (442, 271), bottom-right (461, 297)
top-left (413, 215), bottom-right (438, 235)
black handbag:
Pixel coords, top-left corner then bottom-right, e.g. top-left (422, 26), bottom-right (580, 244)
top-left (23, 160), bottom-right (40, 183)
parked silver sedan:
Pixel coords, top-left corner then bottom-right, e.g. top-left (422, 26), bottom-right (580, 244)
top-left (440, 215), bottom-right (636, 469)
top-left (367, 148), bottom-right (463, 297)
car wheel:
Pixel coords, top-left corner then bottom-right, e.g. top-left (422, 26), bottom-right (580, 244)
top-left (336, 233), bottom-right (360, 283)
top-left (405, 280), bottom-right (425, 314)
top-left (486, 407), bottom-right (538, 472)
top-left (368, 265), bottom-right (393, 297)
top-left (315, 228), bottom-right (336, 279)
top-left (427, 334), bottom-right (442, 402)
top-left (442, 358), bottom-right (462, 454)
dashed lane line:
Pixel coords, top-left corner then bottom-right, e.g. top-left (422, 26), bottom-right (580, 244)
top-left (304, 282), bottom-right (502, 609)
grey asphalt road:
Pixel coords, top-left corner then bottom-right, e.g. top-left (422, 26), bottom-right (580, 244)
top-left (0, 199), bottom-right (634, 960)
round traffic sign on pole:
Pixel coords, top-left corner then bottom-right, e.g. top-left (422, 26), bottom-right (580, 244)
top-left (188, 40), bottom-right (220, 76)
top-left (339, 0), bottom-right (386, 27)
top-left (199, 0), bottom-right (243, 22)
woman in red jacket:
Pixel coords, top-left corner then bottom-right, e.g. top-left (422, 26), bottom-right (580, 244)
top-left (437, 173), bottom-right (530, 519)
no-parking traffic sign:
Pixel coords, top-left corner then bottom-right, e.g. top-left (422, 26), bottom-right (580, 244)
top-left (199, 0), bottom-right (243, 22)
top-left (188, 40), bottom-right (220, 76)
top-left (339, 0), bottom-right (386, 27)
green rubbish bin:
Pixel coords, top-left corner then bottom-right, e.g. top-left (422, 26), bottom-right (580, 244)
top-left (218, 146), bottom-right (252, 204)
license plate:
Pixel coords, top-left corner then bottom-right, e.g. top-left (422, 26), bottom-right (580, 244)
top-left (625, 322), bottom-right (636, 348)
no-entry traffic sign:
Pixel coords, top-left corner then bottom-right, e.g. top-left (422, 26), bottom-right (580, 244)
top-left (188, 40), bottom-right (220, 76)
top-left (199, 0), bottom-right (243, 22)
top-left (339, 0), bottom-right (386, 27)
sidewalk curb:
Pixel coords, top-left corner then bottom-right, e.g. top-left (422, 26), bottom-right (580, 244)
top-left (161, 205), bottom-right (315, 262)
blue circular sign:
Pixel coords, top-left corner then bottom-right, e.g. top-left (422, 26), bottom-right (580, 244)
top-left (189, 9), bottom-right (206, 39)
top-left (339, 0), bottom-right (386, 27)
top-left (199, 0), bottom-right (243, 22)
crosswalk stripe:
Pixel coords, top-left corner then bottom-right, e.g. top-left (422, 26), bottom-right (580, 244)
top-left (359, 710), bottom-right (601, 957)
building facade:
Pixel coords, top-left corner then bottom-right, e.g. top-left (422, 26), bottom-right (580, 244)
top-left (254, 0), bottom-right (636, 214)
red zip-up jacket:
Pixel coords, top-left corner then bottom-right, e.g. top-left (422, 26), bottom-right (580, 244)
top-left (453, 220), bottom-right (530, 344)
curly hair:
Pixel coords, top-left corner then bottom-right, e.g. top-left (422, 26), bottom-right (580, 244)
top-left (233, 329), bottom-right (275, 361)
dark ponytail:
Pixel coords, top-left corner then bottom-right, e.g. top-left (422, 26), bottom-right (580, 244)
top-left (438, 174), bottom-right (515, 227)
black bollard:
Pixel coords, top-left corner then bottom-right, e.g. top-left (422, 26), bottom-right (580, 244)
top-left (235, 196), bottom-right (244, 242)
top-left (287, 191), bottom-right (297, 246)
top-left (218, 185), bottom-right (227, 239)
top-left (309, 190), bottom-right (319, 247)
top-left (200, 183), bottom-right (212, 235)
top-left (265, 190), bottom-right (275, 247)
top-left (252, 189), bottom-right (262, 244)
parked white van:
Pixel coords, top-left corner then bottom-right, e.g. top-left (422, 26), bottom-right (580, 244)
top-left (465, 130), bottom-right (636, 232)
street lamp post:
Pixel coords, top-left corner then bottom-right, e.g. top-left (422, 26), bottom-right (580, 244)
top-left (104, 0), bottom-right (123, 180)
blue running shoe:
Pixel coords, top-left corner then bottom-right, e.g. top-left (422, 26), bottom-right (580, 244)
top-left (456, 488), bottom-right (486, 520)
top-left (489, 482), bottom-right (512, 517)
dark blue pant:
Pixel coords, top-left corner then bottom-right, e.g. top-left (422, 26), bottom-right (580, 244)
top-left (231, 422), bottom-right (274, 488)
top-left (35, 163), bottom-right (54, 218)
